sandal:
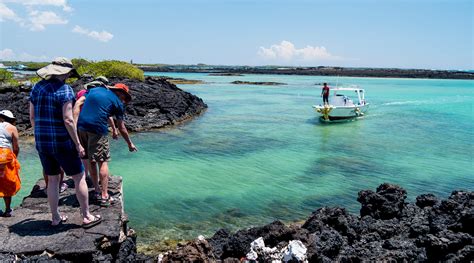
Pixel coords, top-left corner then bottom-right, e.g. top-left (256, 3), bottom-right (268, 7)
top-left (82, 215), bottom-right (102, 229)
top-left (2, 208), bottom-right (12, 218)
top-left (51, 214), bottom-right (68, 226)
top-left (99, 195), bottom-right (115, 207)
top-left (91, 191), bottom-right (101, 202)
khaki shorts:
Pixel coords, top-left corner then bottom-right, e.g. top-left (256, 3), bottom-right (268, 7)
top-left (78, 130), bottom-right (111, 162)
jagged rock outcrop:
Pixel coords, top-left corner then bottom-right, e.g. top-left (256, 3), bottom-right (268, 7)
top-left (231, 81), bottom-right (287, 85)
top-left (0, 76), bottom-right (207, 136)
top-left (0, 176), bottom-right (145, 262)
top-left (158, 183), bottom-right (473, 262)
top-left (1, 182), bottom-right (471, 262)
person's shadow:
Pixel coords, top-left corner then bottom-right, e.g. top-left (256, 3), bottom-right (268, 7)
top-left (9, 218), bottom-right (78, 236)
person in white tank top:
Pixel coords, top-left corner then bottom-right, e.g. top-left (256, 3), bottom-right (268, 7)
top-left (0, 110), bottom-right (20, 217)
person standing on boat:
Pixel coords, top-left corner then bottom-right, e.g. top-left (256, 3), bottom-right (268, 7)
top-left (321, 83), bottom-right (330, 106)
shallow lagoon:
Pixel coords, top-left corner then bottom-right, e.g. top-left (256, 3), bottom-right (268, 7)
top-left (16, 73), bottom-right (473, 245)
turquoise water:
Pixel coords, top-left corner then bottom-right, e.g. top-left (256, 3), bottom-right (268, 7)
top-left (15, 73), bottom-right (474, 245)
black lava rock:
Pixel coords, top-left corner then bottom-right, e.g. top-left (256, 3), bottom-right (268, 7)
top-left (0, 76), bottom-right (207, 135)
top-left (165, 183), bottom-right (472, 262)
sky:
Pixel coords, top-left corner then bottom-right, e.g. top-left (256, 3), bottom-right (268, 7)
top-left (0, 0), bottom-right (472, 70)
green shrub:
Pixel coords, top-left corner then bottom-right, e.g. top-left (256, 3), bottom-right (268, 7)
top-left (77, 60), bottom-right (144, 81)
top-left (72, 58), bottom-right (91, 68)
top-left (29, 76), bottom-right (42, 84)
top-left (24, 62), bottom-right (49, 70)
top-left (0, 69), bottom-right (14, 83)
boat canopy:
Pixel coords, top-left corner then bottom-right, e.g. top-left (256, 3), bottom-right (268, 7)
top-left (329, 86), bottom-right (366, 105)
top-left (330, 86), bottom-right (365, 92)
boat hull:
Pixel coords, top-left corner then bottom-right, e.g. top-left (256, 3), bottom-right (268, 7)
top-left (313, 104), bottom-right (369, 122)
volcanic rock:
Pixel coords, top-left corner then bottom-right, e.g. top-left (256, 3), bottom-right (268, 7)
top-left (0, 176), bottom-right (139, 262)
top-left (0, 76), bottom-right (207, 135)
top-left (158, 183), bottom-right (472, 262)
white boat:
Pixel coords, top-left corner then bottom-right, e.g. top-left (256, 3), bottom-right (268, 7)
top-left (313, 86), bottom-right (369, 122)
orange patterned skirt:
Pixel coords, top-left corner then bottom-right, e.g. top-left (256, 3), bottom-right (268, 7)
top-left (0, 147), bottom-right (21, 197)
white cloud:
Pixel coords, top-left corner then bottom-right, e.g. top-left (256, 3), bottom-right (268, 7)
top-left (28, 10), bottom-right (67, 31)
top-left (0, 2), bottom-right (20, 22)
top-left (0, 2), bottom-right (69, 30)
top-left (72, 24), bottom-right (87, 34)
top-left (296, 45), bottom-right (335, 60)
top-left (72, 25), bottom-right (114, 42)
top-left (0, 48), bottom-right (15, 60)
top-left (258, 40), bottom-right (342, 62)
top-left (1, 0), bottom-right (73, 12)
top-left (0, 48), bottom-right (48, 61)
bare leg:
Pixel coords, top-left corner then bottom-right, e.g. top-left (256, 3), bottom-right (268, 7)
top-left (59, 168), bottom-right (64, 184)
top-left (59, 168), bottom-right (67, 192)
top-left (47, 174), bottom-right (61, 224)
top-left (81, 159), bottom-right (89, 177)
top-left (71, 171), bottom-right (96, 224)
top-left (98, 161), bottom-right (109, 199)
top-left (89, 160), bottom-right (100, 193)
top-left (43, 170), bottom-right (48, 188)
top-left (3, 197), bottom-right (11, 211)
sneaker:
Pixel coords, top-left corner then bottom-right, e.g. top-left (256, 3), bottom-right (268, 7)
top-left (60, 182), bottom-right (68, 193)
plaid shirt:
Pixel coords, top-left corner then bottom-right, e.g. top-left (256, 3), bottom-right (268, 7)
top-left (30, 79), bottom-right (76, 153)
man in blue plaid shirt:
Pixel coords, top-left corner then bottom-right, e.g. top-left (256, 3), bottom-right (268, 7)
top-left (29, 57), bottom-right (101, 228)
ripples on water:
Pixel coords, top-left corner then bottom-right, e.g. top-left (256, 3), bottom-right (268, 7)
top-left (17, 74), bottom-right (474, 246)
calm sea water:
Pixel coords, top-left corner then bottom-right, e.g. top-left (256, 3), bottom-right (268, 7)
top-left (15, 73), bottom-right (474, 245)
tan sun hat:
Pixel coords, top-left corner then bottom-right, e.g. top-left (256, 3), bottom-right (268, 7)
top-left (84, 76), bottom-right (110, 89)
top-left (84, 80), bottom-right (106, 89)
top-left (95, 76), bottom-right (109, 85)
top-left (36, 57), bottom-right (80, 80)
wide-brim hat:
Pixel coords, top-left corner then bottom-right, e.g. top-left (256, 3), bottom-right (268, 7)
top-left (84, 80), bottom-right (106, 89)
top-left (36, 57), bottom-right (80, 80)
top-left (0, 110), bottom-right (15, 120)
top-left (109, 83), bottom-right (132, 103)
top-left (95, 76), bottom-right (109, 85)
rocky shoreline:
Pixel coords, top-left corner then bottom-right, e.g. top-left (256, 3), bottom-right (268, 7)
top-left (139, 65), bottom-right (474, 80)
top-left (157, 183), bottom-right (472, 262)
top-left (231, 81), bottom-right (287, 86)
top-left (0, 76), bottom-right (207, 136)
top-left (0, 182), bottom-right (471, 262)
top-left (0, 176), bottom-right (148, 262)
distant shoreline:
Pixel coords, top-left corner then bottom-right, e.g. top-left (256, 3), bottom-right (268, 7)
top-left (139, 65), bottom-right (474, 80)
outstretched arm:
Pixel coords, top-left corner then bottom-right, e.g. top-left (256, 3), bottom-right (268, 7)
top-left (116, 119), bottom-right (137, 152)
top-left (108, 117), bottom-right (119, 140)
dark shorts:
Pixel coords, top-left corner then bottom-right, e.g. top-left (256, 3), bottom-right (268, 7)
top-left (323, 95), bottom-right (329, 103)
top-left (38, 150), bottom-right (84, 176)
top-left (78, 130), bottom-right (111, 162)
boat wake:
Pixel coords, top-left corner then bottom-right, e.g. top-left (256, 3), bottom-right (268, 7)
top-left (382, 96), bottom-right (470, 106)
top-left (381, 100), bottom-right (436, 106)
